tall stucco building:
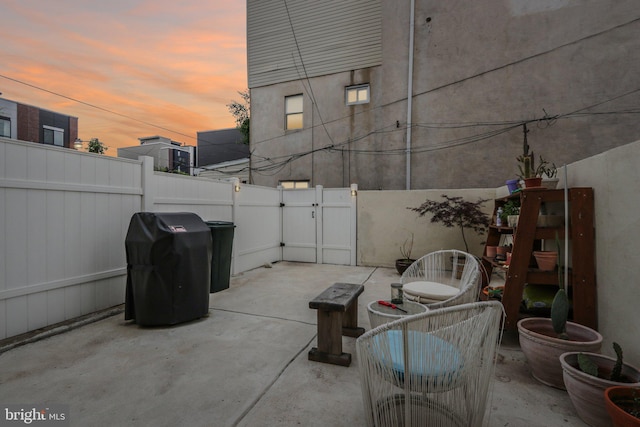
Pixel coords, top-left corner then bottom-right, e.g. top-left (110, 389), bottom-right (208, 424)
top-left (247, 0), bottom-right (640, 189)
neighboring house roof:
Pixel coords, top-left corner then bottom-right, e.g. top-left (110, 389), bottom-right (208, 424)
top-left (198, 128), bottom-right (249, 167)
top-left (197, 157), bottom-right (250, 183)
top-left (199, 157), bottom-right (250, 171)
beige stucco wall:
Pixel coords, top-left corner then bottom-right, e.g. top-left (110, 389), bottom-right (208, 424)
top-left (357, 188), bottom-right (496, 266)
top-left (357, 139), bottom-right (640, 368)
top-left (559, 139), bottom-right (640, 368)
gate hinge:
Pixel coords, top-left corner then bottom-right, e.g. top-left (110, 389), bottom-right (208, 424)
top-left (280, 242), bottom-right (285, 247)
top-left (280, 202), bottom-right (285, 207)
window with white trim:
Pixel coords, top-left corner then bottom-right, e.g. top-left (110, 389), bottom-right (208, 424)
top-left (0, 117), bottom-right (10, 138)
top-left (43, 125), bottom-right (64, 146)
top-left (345, 84), bottom-right (370, 105)
top-left (285, 94), bottom-right (303, 130)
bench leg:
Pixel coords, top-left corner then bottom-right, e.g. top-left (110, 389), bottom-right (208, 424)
top-left (308, 310), bottom-right (351, 366)
top-left (342, 299), bottom-right (365, 338)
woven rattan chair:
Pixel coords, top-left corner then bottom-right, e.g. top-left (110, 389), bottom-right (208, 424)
top-left (400, 250), bottom-right (481, 310)
top-left (356, 301), bottom-right (504, 427)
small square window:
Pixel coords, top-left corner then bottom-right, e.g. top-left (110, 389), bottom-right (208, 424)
top-left (346, 84), bottom-right (370, 105)
top-left (279, 180), bottom-right (310, 189)
top-left (285, 94), bottom-right (303, 130)
top-left (43, 125), bottom-right (64, 146)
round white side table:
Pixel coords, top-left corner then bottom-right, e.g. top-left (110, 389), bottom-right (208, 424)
top-left (367, 300), bottom-right (428, 328)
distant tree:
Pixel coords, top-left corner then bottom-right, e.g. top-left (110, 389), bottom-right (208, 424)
top-left (87, 138), bottom-right (108, 154)
top-left (227, 90), bottom-right (250, 144)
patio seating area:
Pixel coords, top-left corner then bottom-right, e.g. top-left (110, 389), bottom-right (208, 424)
top-left (0, 262), bottom-right (587, 426)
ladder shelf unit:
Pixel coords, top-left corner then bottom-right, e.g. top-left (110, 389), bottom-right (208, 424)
top-left (481, 187), bottom-right (596, 330)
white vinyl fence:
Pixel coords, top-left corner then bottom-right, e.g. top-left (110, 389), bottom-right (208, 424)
top-left (0, 138), bottom-right (356, 340)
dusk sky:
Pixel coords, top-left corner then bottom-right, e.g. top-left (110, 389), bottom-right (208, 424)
top-left (0, 0), bottom-right (247, 154)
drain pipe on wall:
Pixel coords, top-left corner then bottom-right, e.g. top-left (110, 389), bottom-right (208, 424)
top-left (405, 0), bottom-right (416, 190)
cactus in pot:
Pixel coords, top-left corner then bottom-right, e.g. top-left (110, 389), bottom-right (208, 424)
top-left (551, 232), bottom-right (569, 339)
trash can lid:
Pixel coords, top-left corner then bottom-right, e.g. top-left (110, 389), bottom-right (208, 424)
top-left (205, 221), bottom-right (235, 228)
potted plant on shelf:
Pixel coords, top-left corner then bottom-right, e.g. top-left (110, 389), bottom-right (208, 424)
top-left (395, 233), bottom-right (416, 275)
top-left (500, 199), bottom-right (520, 228)
top-left (517, 153), bottom-right (556, 188)
top-left (513, 122), bottom-right (557, 189)
top-left (605, 385), bottom-right (640, 426)
top-left (517, 234), bottom-right (603, 389)
top-left (560, 343), bottom-right (640, 427)
top-left (541, 162), bottom-right (559, 189)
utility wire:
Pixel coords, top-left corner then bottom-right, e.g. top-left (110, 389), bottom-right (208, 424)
top-left (283, 0), bottom-right (336, 145)
top-left (0, 73), bottom-right (197, 140)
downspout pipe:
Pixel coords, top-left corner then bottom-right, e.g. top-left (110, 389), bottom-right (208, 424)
top-left (405, 0), bottom-right (415, 190)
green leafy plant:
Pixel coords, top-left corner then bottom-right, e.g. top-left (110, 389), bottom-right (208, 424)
top-left (578, 342), bottom-right (625, 382)
top-left (87, 138), bottom-right (108, 154)
top-left (500, 199), bottom-right (521, 223)
top-left (409, 195), bottom-right (490, 253)
top-left (226, 89), bottom-right (250, 144)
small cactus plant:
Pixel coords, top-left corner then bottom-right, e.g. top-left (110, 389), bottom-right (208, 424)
top-left (551, 233), bottom-right (569, 339)
top-left (577, 342), bottom-right (625, 381)
top-left (611, 342), bottom-right (624, 382)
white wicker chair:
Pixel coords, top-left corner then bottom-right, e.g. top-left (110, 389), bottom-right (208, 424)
top-left (400, 249), bottom-right (481, 310)
top-left (356, 301), bottom-right (504, 427)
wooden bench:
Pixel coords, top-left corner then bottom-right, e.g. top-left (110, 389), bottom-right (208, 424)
top-left (308, 282), bottom-right (365, 366)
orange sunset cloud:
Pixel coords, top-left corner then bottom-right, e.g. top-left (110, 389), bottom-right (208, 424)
top-left (0, 0), bottom-right (247, 153)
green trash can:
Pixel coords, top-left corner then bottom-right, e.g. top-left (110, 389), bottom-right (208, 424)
top-left (205, 221), bottom-right (235, 293)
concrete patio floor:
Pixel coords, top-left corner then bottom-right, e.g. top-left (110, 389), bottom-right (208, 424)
top-left (0, 262), bottom-right (587, 426)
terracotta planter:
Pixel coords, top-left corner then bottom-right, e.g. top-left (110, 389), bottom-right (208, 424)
top-left (561, 352), bottom-right (640, 427)
top-left (486, 246), bottom-right (497, 258)
top-left (395, 259), bottom-right (415, 275)
top-left (605, 386), bottom-right (640, 427)
top-left (517, 318), bottom-right (603, 389)
top-left (533, 250), bottom-right (558, 271)
top-left (524, 177), bottom-right (543, 188)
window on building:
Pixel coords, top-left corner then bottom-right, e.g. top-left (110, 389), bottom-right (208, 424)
top-left (346, 84), bottom-right (370, 105)
top-left (43, 125), bottom-right (64, 146)
top-left (279, 180), bottom-right (310, 189)
top-left (0, 117), bottom-right (10, 138)
top-left (285, 94), bottom-right (303, 130)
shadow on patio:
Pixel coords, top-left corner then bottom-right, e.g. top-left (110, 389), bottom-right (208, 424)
top-left (0, 262), bottom-right (586, 426)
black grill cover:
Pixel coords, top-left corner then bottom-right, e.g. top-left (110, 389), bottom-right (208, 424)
top-left (125, 212), bottom-right (212, 326)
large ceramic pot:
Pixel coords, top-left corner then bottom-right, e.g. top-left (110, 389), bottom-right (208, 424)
top-left (517, 317), bottom-right (603, 389)
top-left (605, 386), bottom-right (640, 427)
top-left (561, 352), bottom-right (640, 427)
